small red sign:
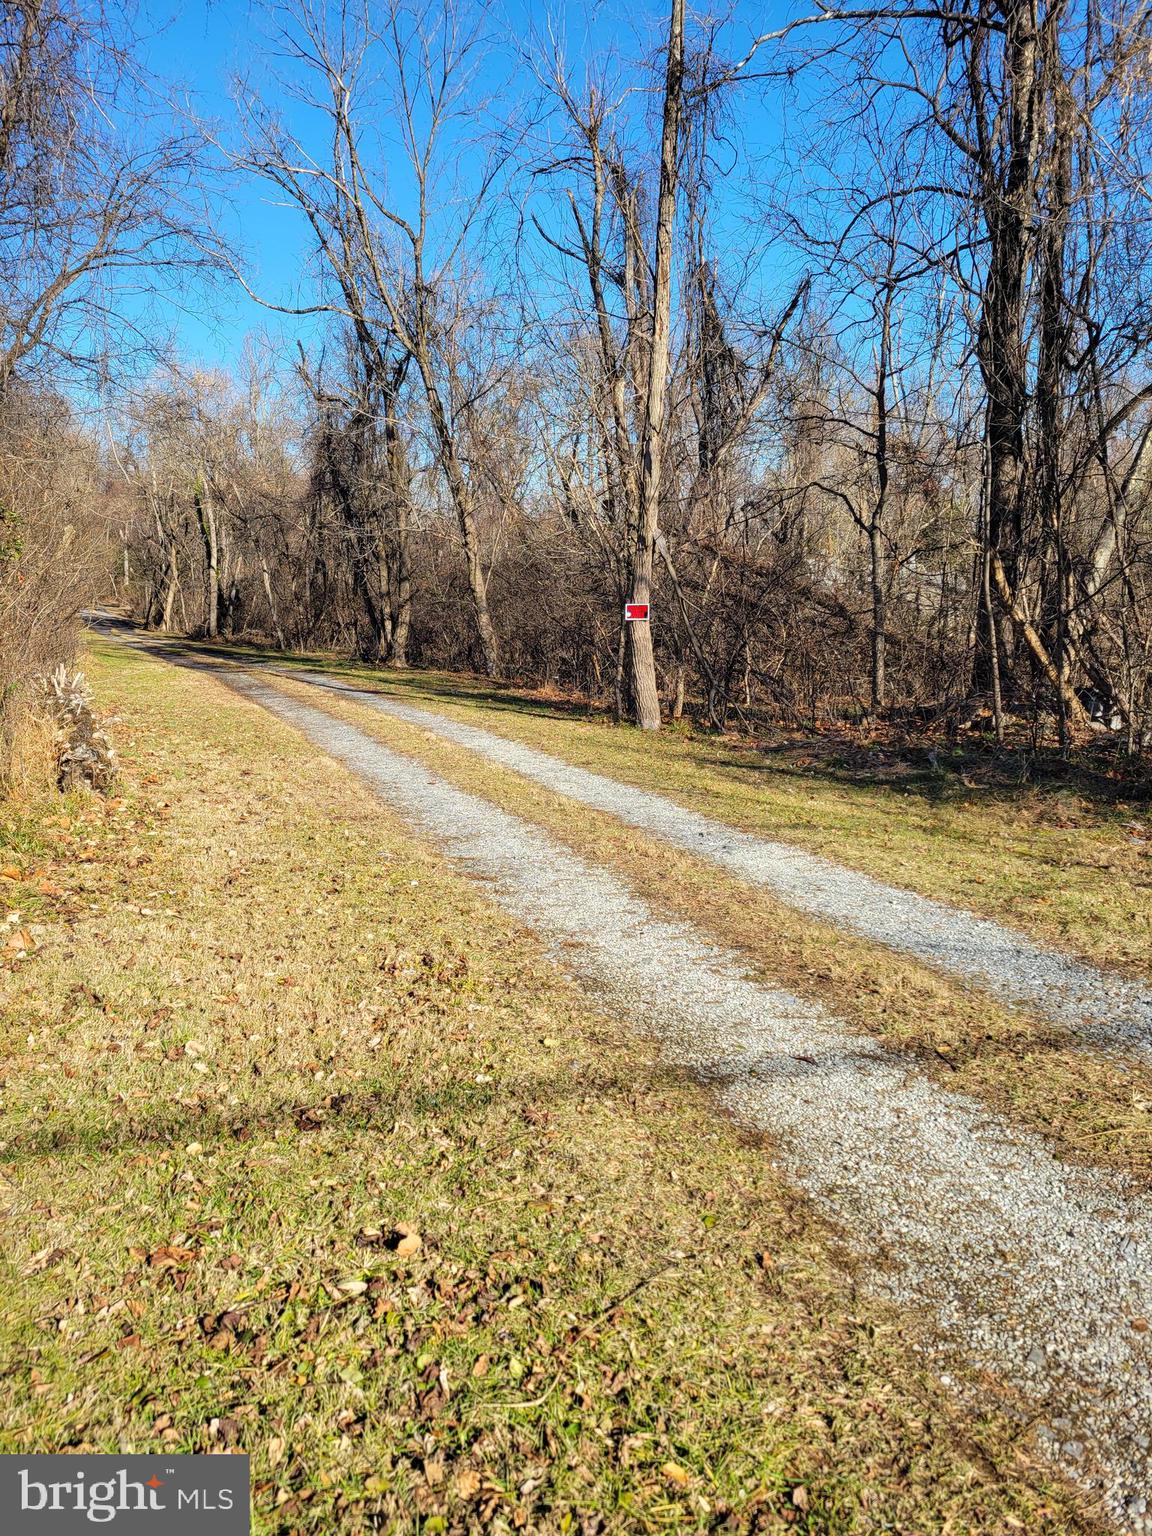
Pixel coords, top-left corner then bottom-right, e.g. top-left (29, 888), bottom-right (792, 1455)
top-left (624, 602), bottom-right (650, 622)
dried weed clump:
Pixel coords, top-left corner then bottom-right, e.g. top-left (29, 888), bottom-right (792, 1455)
top-left (41, 666), bottom-right (118, 793)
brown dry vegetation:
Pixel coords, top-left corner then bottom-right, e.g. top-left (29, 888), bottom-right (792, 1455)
top-left (0, 391), bottom-right (108, 777)
top-left (0, 640), bottom-right (1105, 1534)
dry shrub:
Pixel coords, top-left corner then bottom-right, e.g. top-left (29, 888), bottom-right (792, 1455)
top-left (0, 388), bottom-right (108, 783)
top-left (1, 710), bottom-right (58, 802)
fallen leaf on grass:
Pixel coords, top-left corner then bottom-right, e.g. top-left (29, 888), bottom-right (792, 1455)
top-left (661, 1463), bottom-right (691, 1488)
top-left (0, 864), bottom-right (23, 880)
top-left (147, 1245), bottom-right (197, 1272)
top-left (267, 1435), bottom-right (286, 1468)
top-left (791, 1485), bottom-right (810, 1512)
top-left (386, 1225), bottom-right (422, 1259)
top-left (452, 1468), bottom-right (483, 1500)
top-left (24, 1246), bottom-right (68, 1275)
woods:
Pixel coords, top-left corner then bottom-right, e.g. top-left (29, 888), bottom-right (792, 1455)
top-left (5, 0), bottom-right (1152, 751)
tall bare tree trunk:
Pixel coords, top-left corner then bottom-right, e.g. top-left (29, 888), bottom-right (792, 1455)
top-left (162, 545), bottom-right (179, 631)
top-left (193, 471), bottom-right (219, 639)
top-left (416, 346), bottom-right (500, 678)
top-left (869, 277), bottom-right (893, 714)
top-left (971, 2), bottom-right (1042, 696)
top-left (151, 483), bottom-right (180, 633)
top-left (627, 0), bottom-right (685, 730)
top-left (982, 540), bottom-right (1005, 744)
top-left (383, 393), bottom-right (412, 667)
top-left (260, 545), bottom-right (286, 650)
top-left (869, 521), bottom-right (887, 713)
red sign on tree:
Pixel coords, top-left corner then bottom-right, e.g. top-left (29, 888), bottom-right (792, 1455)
top-left (624, 602), bottom-right (650, 622)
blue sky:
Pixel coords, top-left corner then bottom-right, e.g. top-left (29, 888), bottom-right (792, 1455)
top-left (132, 0), bottom-right (801, 376)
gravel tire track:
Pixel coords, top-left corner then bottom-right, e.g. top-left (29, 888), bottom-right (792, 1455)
top-left (207, 666), bottom-right (1152, 1531)
top-left (282, 671), bottom-right (1152, 1056)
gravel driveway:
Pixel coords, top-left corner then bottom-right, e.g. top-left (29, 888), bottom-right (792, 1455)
top-left (284, 671), bottom-right (1152, 1055)
top-left (213, 666), bottom-right (1152, 1531)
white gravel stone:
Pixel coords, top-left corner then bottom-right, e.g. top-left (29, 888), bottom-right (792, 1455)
top-left (285, 671), bottom-right (1152, 1054)
top-left (217, 669), bottom-right (1152, 1529)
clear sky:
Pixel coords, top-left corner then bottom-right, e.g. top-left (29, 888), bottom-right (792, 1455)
top-left (132, 0), bottom-right (801, 377)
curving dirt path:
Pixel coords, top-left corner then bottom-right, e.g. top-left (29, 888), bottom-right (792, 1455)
top-left (283, 670), bottom-right (1152, 1056)
top-left (191, 664), bottom-right (1152, 1532)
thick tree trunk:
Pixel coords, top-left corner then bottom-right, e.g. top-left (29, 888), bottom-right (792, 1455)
top-left (971, 3), bottom-right (1041, 697)
top-left (260, 547), bottom-right (286, 650)
top-left (869, 278), bottom-right (893, 715)
top-left (869, 521), bottom-right (886, 713)
top-left (151, 492), bottom-right (180, 633)
top-left (161, 555), bottom-right (179, 631)
top-left (1035, 29), bottom-right (1075, 735)
top-left (627, 0), bottom-right (685, 730)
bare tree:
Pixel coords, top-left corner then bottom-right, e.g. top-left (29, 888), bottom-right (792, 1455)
top-left (623, 0), bottom-right (687, 730)
top-left (234, 0), bottom-right (517, 675)
top-left (0, 0), bottom-right (216, 393)
top-left (0, 0), bottom-right (218, 774)
top-left (736, 2), bottom-right (1152, 740)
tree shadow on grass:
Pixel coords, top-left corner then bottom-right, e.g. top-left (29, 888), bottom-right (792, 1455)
top-left (2, 1060), bottom-right (697, 1167)
top-left (695, 737), bottom-right (1152, 819)
top-left (87, 615), bottom-right (607, 725)
top-left (4, 1023), bottom-right (1125, 1175)
top-left (88, 613), bottom-right (1151, 816)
